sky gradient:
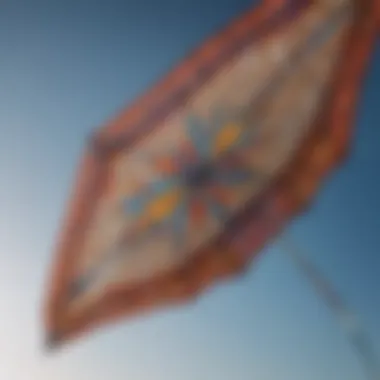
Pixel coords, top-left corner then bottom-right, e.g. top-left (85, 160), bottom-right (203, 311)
top-left (0, 1), bottom-right (379, 379)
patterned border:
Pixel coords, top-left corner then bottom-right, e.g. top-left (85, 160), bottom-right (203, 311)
top-left (44, 0), bottom-right (380, 346)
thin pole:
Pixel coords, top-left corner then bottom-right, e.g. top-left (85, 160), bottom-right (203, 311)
top-left (278, 235), bottom-right (379, 380)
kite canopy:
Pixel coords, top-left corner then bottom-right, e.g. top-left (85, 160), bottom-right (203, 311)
top-left (43, 0), bottom-right (380, 348)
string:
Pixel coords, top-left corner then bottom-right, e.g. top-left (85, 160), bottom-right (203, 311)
top-left (278, 234), bottom-right (379, 380)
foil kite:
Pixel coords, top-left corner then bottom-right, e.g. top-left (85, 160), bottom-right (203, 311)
top-left (43, 0), bottom-right (380, 349)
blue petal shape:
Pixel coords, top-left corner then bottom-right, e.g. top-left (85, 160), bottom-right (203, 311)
top-left (149, 177), bottom-right (178, 195)
top-left (123, 194), bottom-right (148, 215)
top-left (186, 114), bottom-right (212, 159)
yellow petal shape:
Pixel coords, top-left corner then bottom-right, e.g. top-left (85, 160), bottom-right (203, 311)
top-left (213, 123), bottom-right (243, 156)
top-left (145, 188), bottom-right (182, 223)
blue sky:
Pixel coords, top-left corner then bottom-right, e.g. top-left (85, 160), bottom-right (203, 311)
top-left (0, 1), bottom-right (379, 379)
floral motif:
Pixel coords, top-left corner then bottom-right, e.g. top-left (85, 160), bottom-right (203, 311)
top-left (123, 108), bottom-right (263, 246)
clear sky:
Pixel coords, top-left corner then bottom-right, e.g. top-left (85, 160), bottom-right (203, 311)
top-left (0, 1), bottom-right (379, 379)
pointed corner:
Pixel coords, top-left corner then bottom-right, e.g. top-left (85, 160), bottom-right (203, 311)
top-left (43, 331), bottom-right (62, 354)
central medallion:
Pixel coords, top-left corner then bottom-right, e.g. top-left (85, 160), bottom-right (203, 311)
top-left (119, 109), bottom-right (261, 249)
top-left (182, 161), bottom-right (215, 188)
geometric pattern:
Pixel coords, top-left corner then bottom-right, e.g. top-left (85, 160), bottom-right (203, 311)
top-left (122, 108), bottom-right (263, 248)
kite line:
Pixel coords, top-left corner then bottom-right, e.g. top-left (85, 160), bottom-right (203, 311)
top-left (279, 235), bottom-right (379, 380)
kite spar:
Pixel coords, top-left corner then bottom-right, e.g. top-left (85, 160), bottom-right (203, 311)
top-left (280, 236), bottom-right (380, 380)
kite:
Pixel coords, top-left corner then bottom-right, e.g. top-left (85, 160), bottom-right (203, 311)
top-left (43, 0), bottom-right (380, 352)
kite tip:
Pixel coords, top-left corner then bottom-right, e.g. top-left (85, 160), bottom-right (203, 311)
top-left (43, 331), bottom-right (62, 353)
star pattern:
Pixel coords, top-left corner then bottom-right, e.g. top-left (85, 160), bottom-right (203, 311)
top-left (122, 108), bottom-right (264, 248)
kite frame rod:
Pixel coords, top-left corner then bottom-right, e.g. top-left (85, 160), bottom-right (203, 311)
top-left (278, 234), bottom-right (379, 380)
